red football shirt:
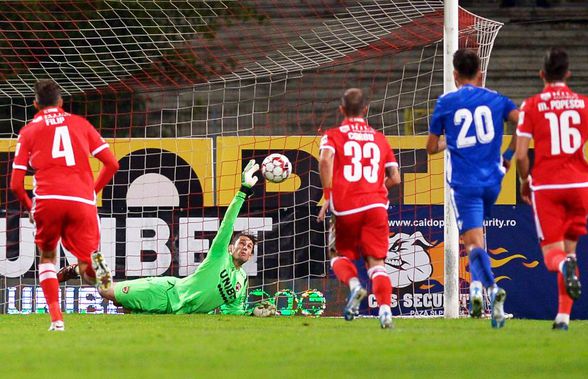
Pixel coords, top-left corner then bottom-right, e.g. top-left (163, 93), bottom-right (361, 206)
top-left (12, 107), bottom-right (109, 204)
top-left (517, 83), bottom-right (588, 189)
top-left (320, 117), bottom-right (397, 215)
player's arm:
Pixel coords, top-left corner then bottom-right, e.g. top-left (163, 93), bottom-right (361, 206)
top-left (515, 135), bottom-right (532, 205)
top-left (94, 149), bottom-right (119, 194)
top-left (86, 122), bottom-right (119, 194)
top-left (426, 96), bottom-right (446, 155)
top-left (426, 134), bottom-right (446, 155)
top-left (207, 160), bottom-right (259, 259)
top-left (385, 166), bottom-right (401, 188)
top-left (219, 293), bottom-right (249, 315)
top-left (384, 143), bottom-right (401, 189)
top-left (317, 146), bottom-right (334, 222)
top-left (515, 102), bottom-right (533, 205)
top-left (501, 108), bottom-right (520, 171)
top-left (10, 135), bottom-right (32, 210)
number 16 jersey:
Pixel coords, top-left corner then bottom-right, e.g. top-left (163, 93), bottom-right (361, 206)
top-left (517, 83), bottom-right (588, 189)
top-left (319, 117), bottom-right (397, 215)
top-left (12, 107), bottom-right (108, 205)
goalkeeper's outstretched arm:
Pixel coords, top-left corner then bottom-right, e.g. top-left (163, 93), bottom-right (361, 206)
top-left (207, 160), bottom-right (259, 259)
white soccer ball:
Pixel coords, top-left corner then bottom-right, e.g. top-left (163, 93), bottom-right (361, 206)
top-left (261, 153), bottom-right (292, 183)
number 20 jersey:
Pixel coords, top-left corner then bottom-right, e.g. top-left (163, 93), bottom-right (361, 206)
top-left (429, 84), bottom-right (517, 187)
top-left (320, 118), bottom-right (397, 215)
top-left (517, 83), bottom-right (588, 188)
top-left (12, 107), bottom-right (108, 205)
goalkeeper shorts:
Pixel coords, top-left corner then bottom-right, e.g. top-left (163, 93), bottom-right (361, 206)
top-left (114, 277), bottom-right (177, 313)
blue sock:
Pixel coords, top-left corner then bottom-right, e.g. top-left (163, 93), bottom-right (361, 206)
top-left (469, 247), bottom-right (495, 288)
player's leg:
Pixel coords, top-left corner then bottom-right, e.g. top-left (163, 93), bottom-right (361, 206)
top-left (331, 213), bottom-right (365, 321)
top-left (61, 203), bottom-right (112, 290)
top-left (108, 277), bottom-right (176, 313)
top-left (532, 189), bottom-right (578, 330)
top-left (362, 207), bottom-right (393, 329)
top-left (33, 200), bottom-right (64, 331)
top-left (453, 185), bottom-right (505, 327)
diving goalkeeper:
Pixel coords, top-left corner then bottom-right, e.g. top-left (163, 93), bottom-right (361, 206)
top-left (59, 160), bottom-right (275, 316)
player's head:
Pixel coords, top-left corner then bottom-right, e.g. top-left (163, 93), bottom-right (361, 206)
top-left (34, 80), bottom-right (63, 110)
top-left (452, 48), bottom-right (482, 85)
top-left (541, 47), bottom-right (570, 83)
top-left (339, 88), bottom-right (367, 118)
top-left (230, 232), bottom-right (257, 267)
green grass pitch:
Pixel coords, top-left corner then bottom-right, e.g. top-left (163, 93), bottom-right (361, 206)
top-left (1, 314), bottom-right (587, 379)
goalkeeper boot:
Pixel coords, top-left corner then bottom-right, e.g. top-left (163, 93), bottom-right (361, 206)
top-left (563, 256), bottom-right (581, 300)
top-left (344, 285), bottom-right (367, 321)
top-left (490, 286), bottom-right (507, 329)
top-left (469, 281), bottom-right (483, 318)
top-left (92, 251), bottom-right (112, 291)
top-left (48, 320), bottom-right (65, 332)
top-left (57, 264), bottom-right (79, 283)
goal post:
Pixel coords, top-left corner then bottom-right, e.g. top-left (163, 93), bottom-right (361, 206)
top-left (443, 0), bottom-right (460, 319)
top-left (0, 0), bottom-right (503, 317)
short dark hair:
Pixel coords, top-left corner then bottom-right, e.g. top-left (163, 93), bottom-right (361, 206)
top-left (341, 88), bottom-right (365, 117)
top-left (543, 47), bottom-right (569, 82)
top-left (34, 80), bottom-right (61, 108)
top-left (453, 48), bottom-right (480, 80)
top-left (231, 232), bottom-right (257, 246)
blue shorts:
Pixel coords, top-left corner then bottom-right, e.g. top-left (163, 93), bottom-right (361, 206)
top-left (449, 184), bottom-right (501, 234)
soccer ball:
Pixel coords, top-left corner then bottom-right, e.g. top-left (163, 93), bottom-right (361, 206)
top-left (261, 153), bottom-right (292, 183)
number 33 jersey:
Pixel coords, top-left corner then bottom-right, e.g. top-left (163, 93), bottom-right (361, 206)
top-left (429, 84), bottom-right (517, 187)
top-left (12, 107), bottom-right (108, 205)
top-left (320, 118), bottom-right (397, 215)
top-left (517, 83), bottom-right (588, 189)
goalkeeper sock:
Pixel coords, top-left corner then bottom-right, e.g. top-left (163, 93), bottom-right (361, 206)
top-left (557, 272), bottom-right (573, 315)
top-left (368, 265), bottom-right (392, 307)
top-left (39, 263), bottom-right (63, 322)
top-left (544, 248), bottom-right (566, 273)
top-left (469, 247), bottom-right (494, 288)
top-left (330, 256), bottom-right (359, 287)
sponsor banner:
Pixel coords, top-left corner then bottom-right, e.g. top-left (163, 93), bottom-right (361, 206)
top-left (1, 137), bottom-right (586, 319)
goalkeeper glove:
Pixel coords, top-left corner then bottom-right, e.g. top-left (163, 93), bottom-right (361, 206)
top-left (252, 301), bottom-right (277, 317)
top-left (240, 159), bottom-right (259, 196)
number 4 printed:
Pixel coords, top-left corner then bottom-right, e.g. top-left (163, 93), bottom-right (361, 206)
top-left (52, 126), bottom-right (76, 166)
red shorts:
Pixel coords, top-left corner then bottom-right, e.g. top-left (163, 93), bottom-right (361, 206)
top-left (33, 199), bottom-right (100, 264)
top-left (334, 207), bottom-right (389, 260)
top-left (532, 187), bottom-right (588, 246)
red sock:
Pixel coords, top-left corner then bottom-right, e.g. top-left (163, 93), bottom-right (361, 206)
top-left (85, 264), bottom-right (96, 280)
top-left (39, 263), bottom-right (62, 322)
top-left (368, 266), bottom-right (392, 307)
top-left (557, 272), bottom-right (573, 315)
top-left (330, 257), bottom-right (358, 285)
top-left (544, 248), bottom-right (566, 272)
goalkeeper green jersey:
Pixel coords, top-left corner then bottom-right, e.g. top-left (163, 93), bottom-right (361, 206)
top-left (167, 190), bottom-right (250, 315)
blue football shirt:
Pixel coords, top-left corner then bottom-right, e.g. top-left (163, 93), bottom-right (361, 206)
top-left (429, 84), bottom-right (517, 187)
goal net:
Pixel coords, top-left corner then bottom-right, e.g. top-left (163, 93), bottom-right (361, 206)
top-left (0, 0), bottom-right (502, 317)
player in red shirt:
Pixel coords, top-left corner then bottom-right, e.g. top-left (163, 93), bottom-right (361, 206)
top-left (318, 88), bottom-right (401, 328)
top-left (516, 48), bottom-right (587, 330)
top-left (10, 80), bottom-right (119, 331)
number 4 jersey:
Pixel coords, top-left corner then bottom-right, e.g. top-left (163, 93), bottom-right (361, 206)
top-left (430, 84), bottom-right (517, 187)
top-left (13, 107), bottom-right (109, 205)
top-left (517, 83), bottom-right (588, 188)
top-left (320, 117), bottom-right (397, 215)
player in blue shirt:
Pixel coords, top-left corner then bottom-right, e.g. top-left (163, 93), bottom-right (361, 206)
top-left (426, 49), bottom-right (519, 328)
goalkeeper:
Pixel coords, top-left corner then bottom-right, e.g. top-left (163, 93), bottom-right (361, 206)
top-left (59, 160), bottom-right (275, 316)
